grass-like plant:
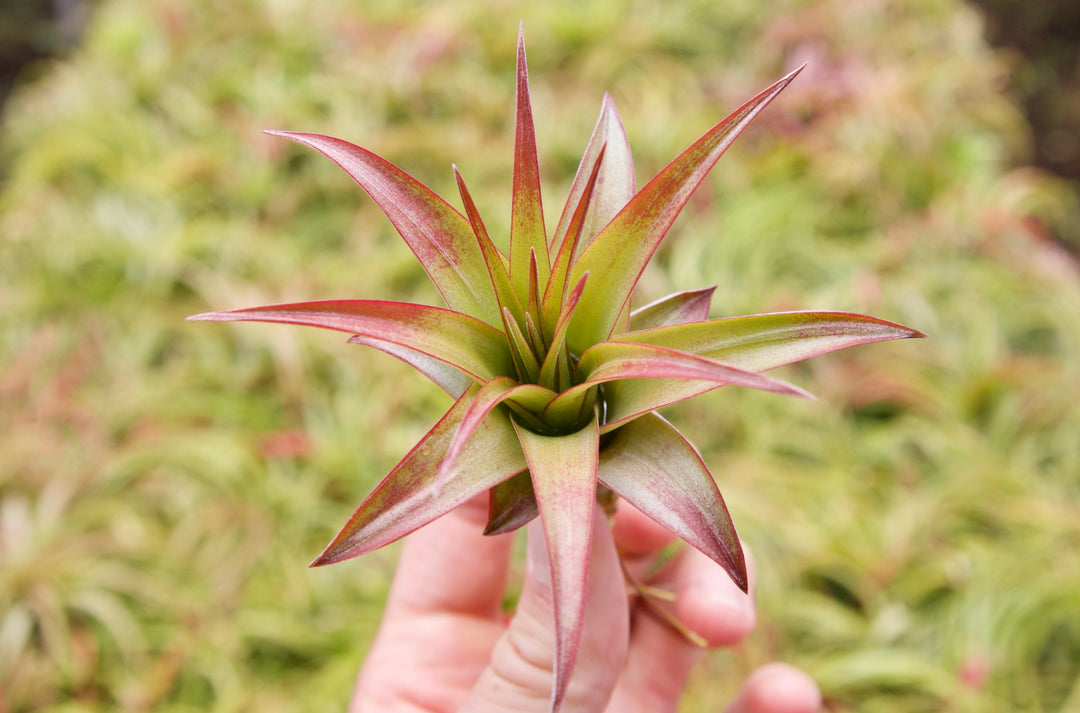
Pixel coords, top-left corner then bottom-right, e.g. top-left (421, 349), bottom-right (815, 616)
top-left (190, 27), bottom-right (923, 711)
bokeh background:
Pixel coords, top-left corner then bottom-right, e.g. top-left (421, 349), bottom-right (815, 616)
top-left (2, 1), bottom-right (1079, 711)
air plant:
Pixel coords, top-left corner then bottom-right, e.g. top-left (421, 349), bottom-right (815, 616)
top-left (190, 27), bottom-right (923, 712)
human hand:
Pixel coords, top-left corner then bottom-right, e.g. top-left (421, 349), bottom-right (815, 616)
top-left (349, 495), bottom-right (821, 713)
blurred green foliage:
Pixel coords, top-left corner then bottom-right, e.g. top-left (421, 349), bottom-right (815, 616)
top-left (2, 0), bottom-right (1078, 711)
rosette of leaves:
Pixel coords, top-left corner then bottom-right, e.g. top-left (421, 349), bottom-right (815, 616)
top-left (190, 28), bottom-right (923, 712)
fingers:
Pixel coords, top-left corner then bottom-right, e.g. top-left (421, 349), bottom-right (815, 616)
top-left (384, 494), bottom-right (515, 619)
top-left (723, 663), bottom-right (822, 713)
top-left (461, 505), bottom-right (630, 713)
top-left (607, 503), bottom-right (821, 713)
top-left (611, 497), bottom-right (676, 558)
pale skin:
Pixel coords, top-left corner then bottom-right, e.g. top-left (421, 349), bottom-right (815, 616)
top-left (350, 496), bottom-right (822, 713)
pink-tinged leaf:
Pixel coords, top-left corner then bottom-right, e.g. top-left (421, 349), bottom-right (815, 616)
top-left (485, 470), bottom-right (539, 535)
top-left (619, 310), bottom-right (926, 366)
top-left (565, 67), bottom-right (805, 355)
top-left (437, 378), bottom-right (556, 489)
top-left (544, 341), bottom-right (810, 429)
top-left (534, 386), bottom-right (596, 435)
top-left (526, 307), bottom-right (546, 359)
top-left (455, 166), bottom-right (526, 328)
top-left (188, 300), bottom-right (515, 383)
top-left (502, 398), bottom-right (554, 436)
top-left (629, 287), bottom-right (716, 331)
top-left (538, 274), bottom-right (588, 391)
top-left (503, 307), bottom-right (541, 384)
top-left (603, 311), bottom-right (926, 429)
top-left (551, 93), bottom-right (635, 259)
top-left (509, 25), bottom-right (550, 303)
top-left (576, 343), bottom-right (806, 392)
top-left (264, 131), bottom-right (501, 327)
top-left (599, 412), bottom-right (747, 592)
top-left (513, 413), bottom-right (600, 713)
top-left (542, 146), bottom-right (605, 338)
top-left (526, 251), bottom-right (545, 346)
top-left (347, 335), bottom-right (472, 398)
top-left (313, 385), bottom-right (526, 565)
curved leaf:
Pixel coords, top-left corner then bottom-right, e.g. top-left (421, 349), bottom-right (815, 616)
top-left (188, 299), bottom-right (515, 383)
top-left (503, 306), bottom-right (541, 384)
top-left (538, 274), bottom-right (588, 391)
top-left (566, 67), bottom-right (804, 354)
top-left (264, 131), bottom-right (501, 326)
top-left (598, 412), bottom-right (747, 592)
top-left (313, 385), bottom-right (526, 565)
top-left (544, 341), bottom-right (810, 429)
top-left (603, 311), bottom-right (925, 429)
top-left (618, 310), bottom-right (926, 367)
top-left (347, 335), bottom-right (472, 398)
top-left (513, 414), bottom-right (600, 713)
top-left (485, 470), bottom-right (539, 535)
top-left (543, 147), bottom-right (605, 337)
top-left (437, 378), bottom-right (555, 489)
top-left (455, 166), bottom-right (526, 329)
top-left (628, 286), bottom-right (716, 331)
top-left (551, 93), bottom-right (635, 259)
top-left (544, 340), bottom-right (809, 428)
top-left (575, 343), bottom-right (811, 397)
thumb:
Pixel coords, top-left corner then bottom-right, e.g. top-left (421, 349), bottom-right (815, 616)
top-left (460, 505), bottom-right (630, 712)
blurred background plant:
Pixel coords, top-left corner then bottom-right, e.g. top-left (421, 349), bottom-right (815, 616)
top-left (1, 1), bottom-right (1078, 712)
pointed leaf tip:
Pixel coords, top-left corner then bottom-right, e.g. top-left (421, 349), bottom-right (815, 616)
top-left (187, 299), bottom-right (515, 383)
top-left (510, 24), bottom-right (550, 302)
top-left (566, 69), bottom-right (803, 353)
top-left (628, 286), bottom-right (717, 331)
top-left (258, 130), bottom-right (502, 327)
top-left (599, 413), bottom-right (748, 592)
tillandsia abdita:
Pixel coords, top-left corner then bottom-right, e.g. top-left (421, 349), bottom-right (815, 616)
top-left (190, 26), bottom-right (924, 712)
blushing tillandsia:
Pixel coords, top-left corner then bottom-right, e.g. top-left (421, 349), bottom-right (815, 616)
top-left (189, 26), bottom-right (924, 712)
